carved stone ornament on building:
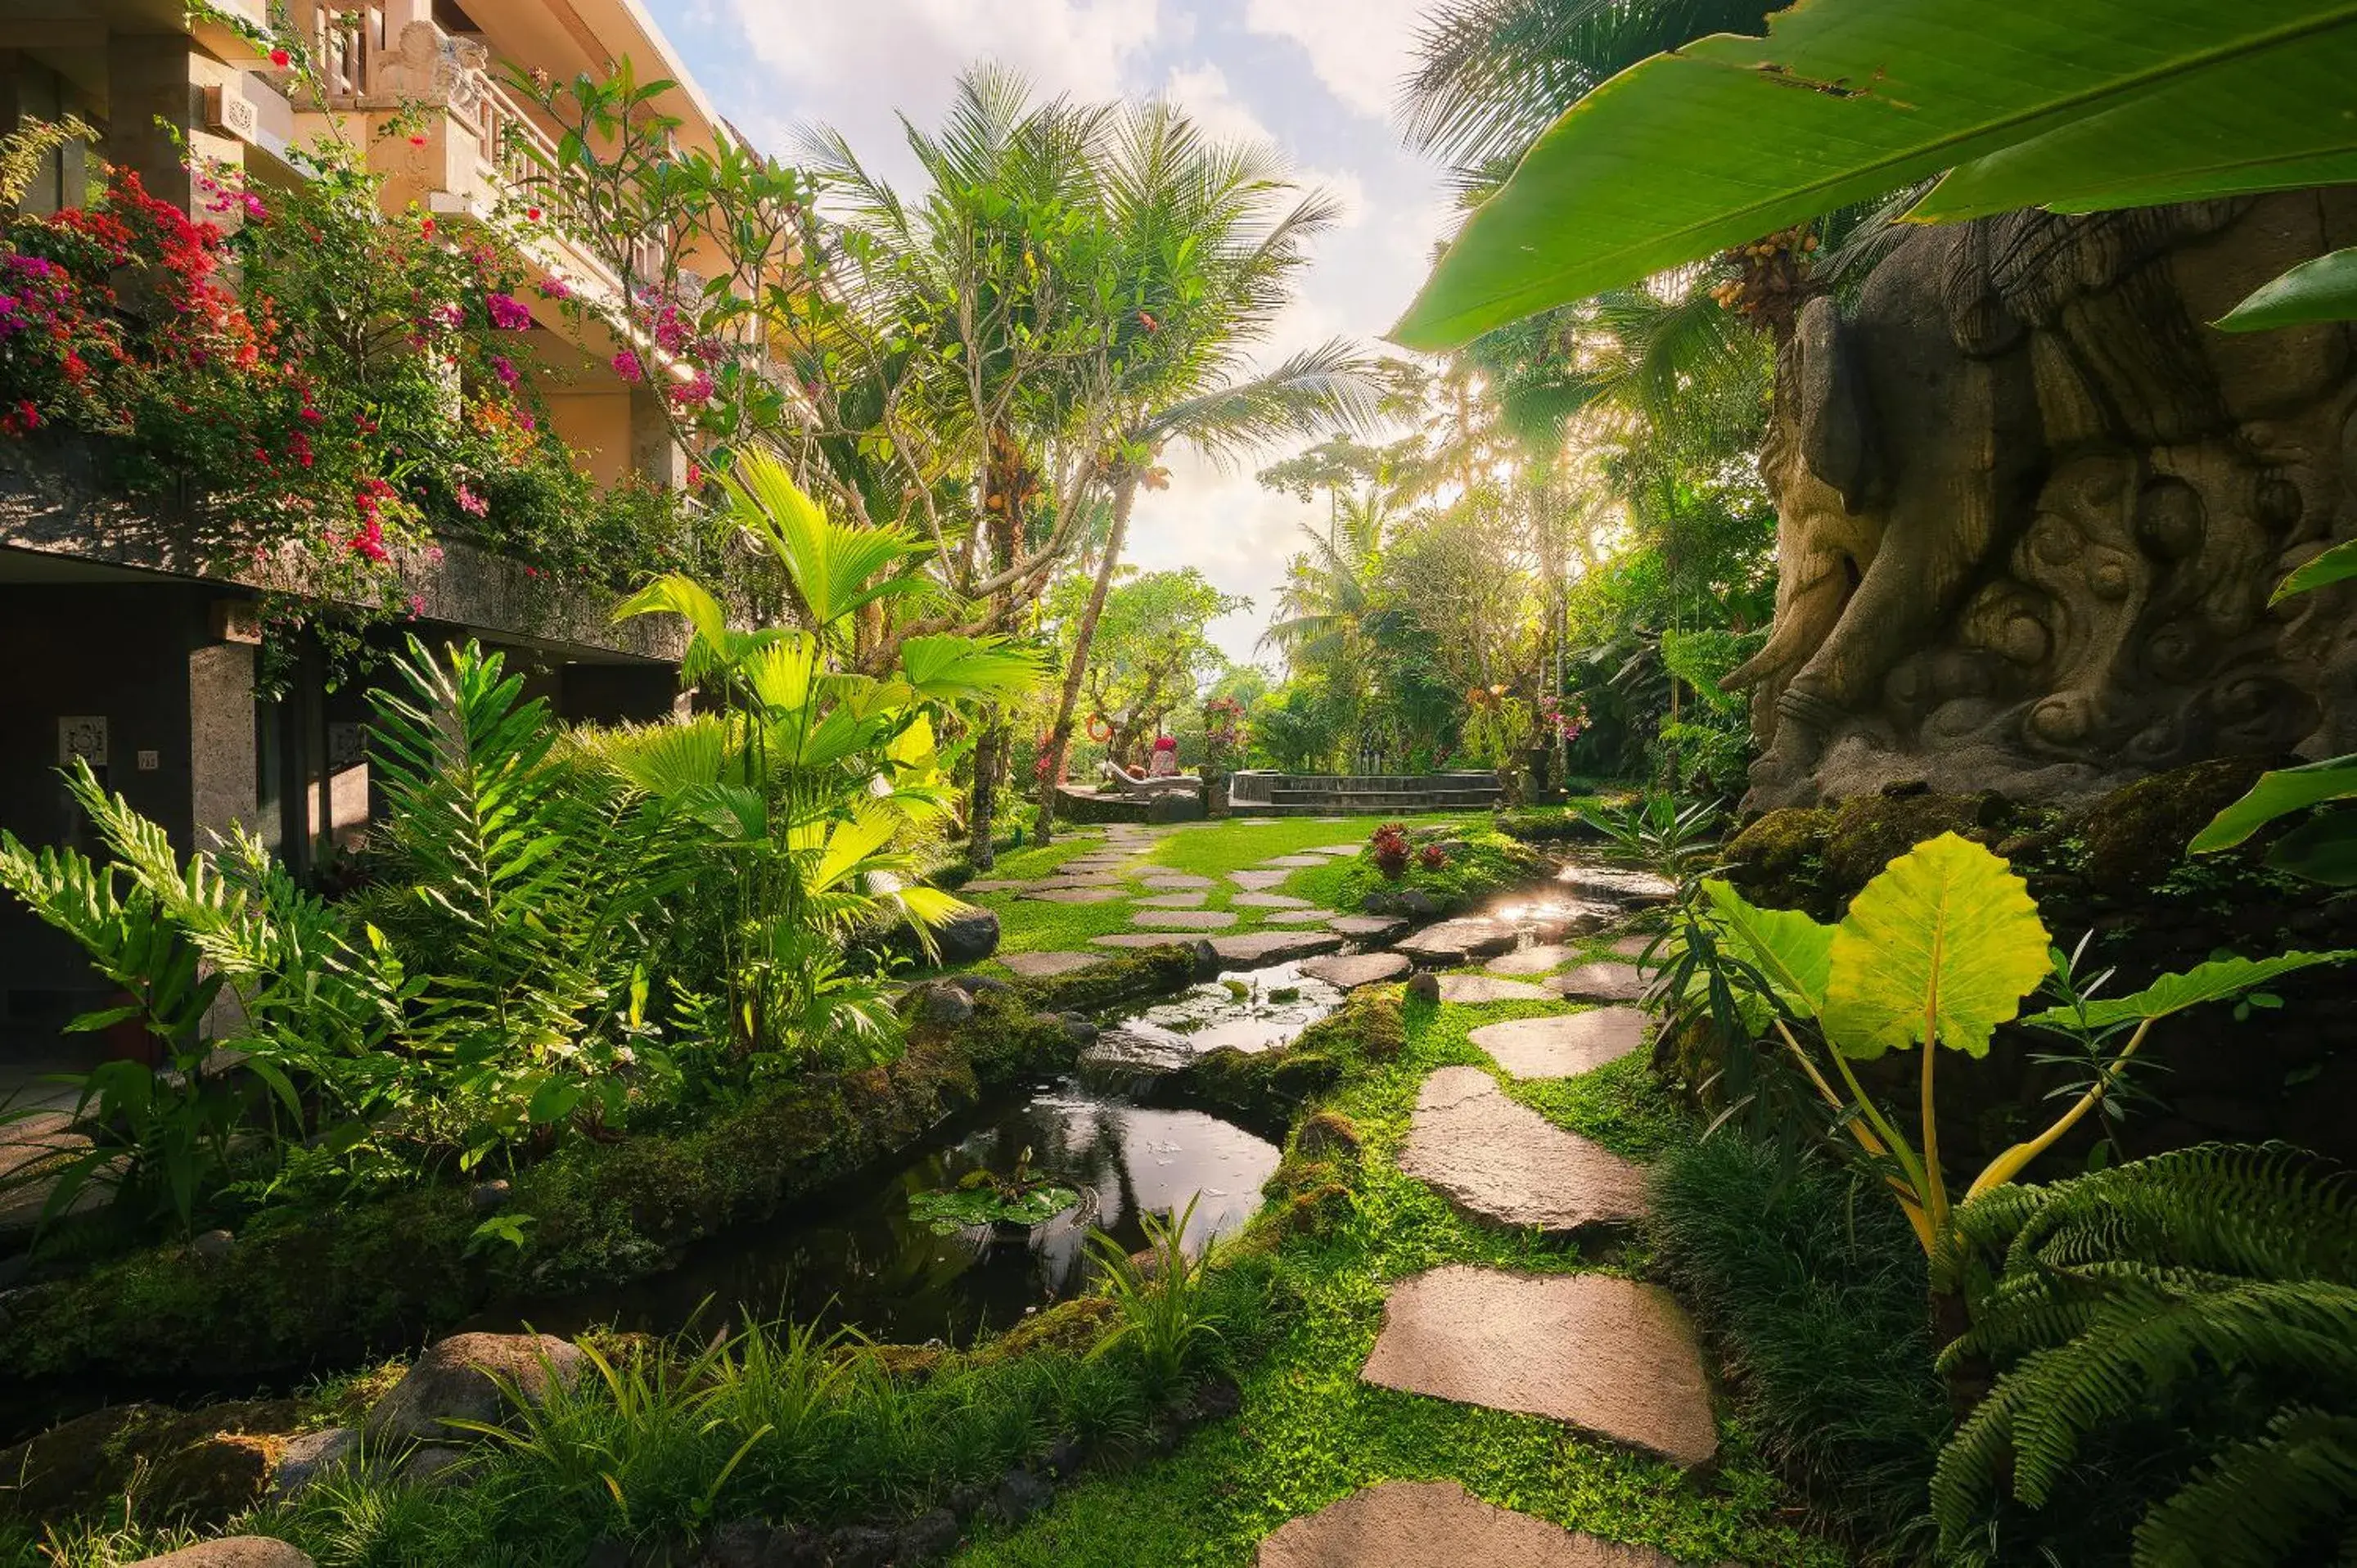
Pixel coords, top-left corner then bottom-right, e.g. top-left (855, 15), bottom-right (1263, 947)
top-left (1729, 191), bottom-right (2357, 809)
top-left (57, 715), bottom-right (107, 768)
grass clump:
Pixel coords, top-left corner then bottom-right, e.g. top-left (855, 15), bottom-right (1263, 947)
top-left (1647, 1133), bottom-right (1950, 1561)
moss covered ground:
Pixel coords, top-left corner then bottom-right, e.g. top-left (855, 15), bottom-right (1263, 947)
top-left (947, 983), bottom-right (1848, 1568)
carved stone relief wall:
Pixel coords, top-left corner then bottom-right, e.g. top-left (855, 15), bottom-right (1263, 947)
top-left (1731, 191), bottom-right (2357, 809)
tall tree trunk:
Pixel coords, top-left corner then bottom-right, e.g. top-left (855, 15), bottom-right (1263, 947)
top-left (1032, 470), bottom-right (1138, 841)
top-left (969, 713), bottom-right (1004, 871)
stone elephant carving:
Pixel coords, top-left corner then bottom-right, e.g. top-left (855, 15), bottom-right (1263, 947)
top-left (1729, 191), bottom-right (2357, 809)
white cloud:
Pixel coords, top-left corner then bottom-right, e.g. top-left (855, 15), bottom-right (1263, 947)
top-left (1160, 61), bottom-right (1273, 146)
top-left (1241, 0), bottom-right (1426, 118)
top-left (731, 0), bottom-right (1160, 101)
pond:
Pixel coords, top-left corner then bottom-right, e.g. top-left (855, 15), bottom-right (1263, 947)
top-left (492, 966), bottom-right (1343, 1349)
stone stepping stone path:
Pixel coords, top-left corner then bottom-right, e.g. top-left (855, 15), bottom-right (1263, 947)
top-left (1485, 944), bottom-right (1576, 976)
top-left (1469, 1008), bottom-right (1647, 1079)
top-left (1400, 1068), bottom-right (1649, 1233)
top-left (1305, 844), bottom-right (1364, 855)
top-left (1435, 974), bottom-right (1552, 1004)
top-left (1606, 934), bottom-right (1655, 961)
top-left (1231, 869), bottom-right (1295, 891)
top-left (1360, 1267), bottom-right (1719, 1470)
top-left (1557, 864), bottom-right (1677, 905)
top-left (1328, 914), bottom-right (1408, 942)
top-left (1130, 909), bottom-right (1238, 930)
top-left (1092, 933), bottom-right (1205, 950)
top-left (962, 878), bottom-right (1026, 893)
top-left (1024, 886), bottom-right (1126, 904)
top-left (1135, 891), bottom-right (1209, 908)
top-left (1548, 963), bottom-right (1647, 1003)
top-left (1395, 917), bottom-right (1517, 965)
top-left (1261, 854), bottom-right (1332, 868)
top-left (1258, 1480), bottom-right (1676, 1568)
top-left (997, 951), bottom-right (1102, 978)
top-left (1299, 952), bottom-right (1412, 991)
top-left (1209, 930), bottom-right (1343, 968)
top-left (1233, 891), bottom-right (1314, 908)
top-left (1142, 872), bottom-right (1215, 890)
top-left (1266, 909), bottom-right (1334, 925)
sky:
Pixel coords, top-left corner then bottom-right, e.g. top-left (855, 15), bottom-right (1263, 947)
top-left (647, 0), bottom-right (1457, 668)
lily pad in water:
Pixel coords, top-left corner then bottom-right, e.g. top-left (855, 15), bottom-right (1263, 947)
top-left (908, 1183), bottom-right (1082, 1235)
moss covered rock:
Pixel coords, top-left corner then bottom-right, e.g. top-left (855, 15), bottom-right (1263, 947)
top-left (2070, 755), bottom-right (2277, 895)
top-left (0, 1399), bottom-right (304, 1528)
top-left (1720, 807), bottom-right (1835, 913)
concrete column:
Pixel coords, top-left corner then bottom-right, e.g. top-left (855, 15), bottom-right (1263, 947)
top-left (188, 641), bottom-right (258, 849)
top-left (104, 34), bottom-right (241, 217)
top-left (629, 383), bottom-right (688, 489)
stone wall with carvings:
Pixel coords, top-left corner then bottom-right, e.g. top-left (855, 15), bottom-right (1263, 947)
top-left (1731, 191), bottom-right (2357, 809)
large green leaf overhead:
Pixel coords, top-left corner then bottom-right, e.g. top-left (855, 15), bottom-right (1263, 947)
top-left (1391, 0), bottom-right (2357, 351)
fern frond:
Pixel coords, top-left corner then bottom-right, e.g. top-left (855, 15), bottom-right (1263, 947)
top-left (2132, 1408), bottom-right (2357, 1568)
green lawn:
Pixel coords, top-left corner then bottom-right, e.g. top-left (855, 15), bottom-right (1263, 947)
top-left (945, 991), bottom-right (1846, 1567)
top-left (974, 815), bottom-right (1481, 961)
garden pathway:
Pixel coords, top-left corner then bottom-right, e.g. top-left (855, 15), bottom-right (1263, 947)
top-left (1255, 910), bottom-right (1726, 1566)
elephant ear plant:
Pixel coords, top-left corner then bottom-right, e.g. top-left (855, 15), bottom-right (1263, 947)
top-left (1701, 832), bottom-right (2350, 1282)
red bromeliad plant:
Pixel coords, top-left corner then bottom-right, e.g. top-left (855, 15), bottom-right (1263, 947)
top-left (1371, 821), bottom-right (1412, 881)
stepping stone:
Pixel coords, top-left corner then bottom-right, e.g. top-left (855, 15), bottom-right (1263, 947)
top-left (1328, 914), bottom-right (1408, 942)
top-left (1486, 944), bottom-right (1576, 976)
top-left (1395, 918), bottom-right (1517, 964)
top-left (1092, 933), bottom-right (1206, 950)
top-left (1130, 909), bottom-right (1238, 930)
top-left (997, 951), bottom-right (1103, 979)
top-left (1207, 930), bottom-right (1345, 968)
top-left (1557, 864), bottom-right (1677, 905)
top-left (1470, 1009), bottom-right (1647, 1079)
top-left (1024, 886), bottom-right (1127, 904)
top-left (1259, 1480), bottom-right (1676, 1568)
top-left (1141, 872), bottom-right (1215, 890)
top-left (1135, 891), bottom-right (1209, 908)
top-left (1305, 844), bottom-right (1364, 855)
top-left (1548, 963), bottom-right (1647, 1003)
top-left (1435, 975), bottom-right (1552, 1004)
top-left (962, 879), bottom-right (1026, 893)
top-left (1260, 854), bottom-right (1331, 868)
top-left (1605, 934), bottom-right (1655, 961)
top-left (1231, 870), bottom-right (1294, 890)
top-left (1299, 953), bottom-right (1412, 991)
top-left (1360, 1267), bottom-right (1719, 1469)
top-left (1265, 909), bottom-right (1333, 925)
top-left (1233, 892), bottom-right (1314, 908)
top-left (1400, 1067), bottom-right (1649, 1232)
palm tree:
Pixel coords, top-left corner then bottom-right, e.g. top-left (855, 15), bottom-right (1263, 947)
top-left (1028, 102), bottom-right (1382, 838)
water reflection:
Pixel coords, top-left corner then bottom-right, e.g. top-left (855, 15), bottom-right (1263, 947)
top-left (496, 1080), bottom-right (1280, 1348)
top-left (1083, 962), bottom-right (1344, 1076)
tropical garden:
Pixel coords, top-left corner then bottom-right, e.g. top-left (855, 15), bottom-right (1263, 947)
top-left (2, 2), bottom-right (2356, 1567)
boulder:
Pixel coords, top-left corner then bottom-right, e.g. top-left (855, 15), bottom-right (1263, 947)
top-left (1406, 971), bottom-right (1440, 1003)
top-left (125, 1543), bottom-right (315, 1568)
top-left (364, 1332), bottom-right (585, 1444)
top-left (908, 981), bottom-right (975, 1027)
top-left (269, 1426), bottom-right (358, 1499)
top-left (932, 907), bottom-right (1002, 965)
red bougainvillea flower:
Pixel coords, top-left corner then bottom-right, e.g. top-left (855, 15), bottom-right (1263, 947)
top-left (408, 133), bottom-right (429, 147)
top-left (685, 462), bottom-right (703, 487)
top-left (525, 206), bottom-right (542, 222)
top-left (405, 593), bottom-right (426, 618)
top-left (419, 217), bottom-right (435, 237)
top-left (269, 47), bottom-right (291, 67)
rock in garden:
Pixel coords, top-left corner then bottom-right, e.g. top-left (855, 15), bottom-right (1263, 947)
top-left (1485, 944), bottom-right (1575, 976)
top-left (1400, 1068), bottom-right (1649, 1234)
top-left (1206, 930), bottom-right (1345, 969)
top-left (1397, 888), bottom-right (1442, 917)
top-left (1265, 908), bottom-right (1332, 925)
top-left (1394, 918), bottom-right (1517, 964)
top-left (1360, 890), bottom-right (1398, 914)
top-left (270, 1426), bottom-right (358, 1499)
top-left (1327, 914), bottom-right (1407, 942)
top-left (1295, 1110), bottom-right (1363, 1157)
top-left (1359, 1268), bottom-right (1718, 1469)
top-left (1556, 864), bottom-right (1676, 905)
top-left (1141, 872), bottom-right (1215, 889)
top-left (190, 1229), bottom-right (235, 1264)
top-left (1089, 933), bottom-right (1204, 949)
top-left (997, 951), bottom-right (1102, 979)
top-left (1260, 854), bottom-right (1331, 868)
top-left (897, 1507), bottom-right (963, 1562)
top-left (1305, 844), bottom-right (1363, 855)
top-left (1606, 933), bottom-right (1656, 961)
top-left (1058, 1016), bottom-right (1099, 1045)
top-left (469, 1179), bottom-right (511, 1213)
top-left (823, 1526), bottom-right (896, 1567)
top-left (1257, 1480), bottom-right (1678, 1568)
top-left (1548, 963), bottom-right (1647, 1003)
top-left (992, 1467), bottom-right (1056, 1526)
top-left (124, 1543), bottom-right (316, 1568)
top-left (1297, 953), bottom-right (1410, 991)
top-left (1406, 971), bottom-right (1440, 1003)
top-left (400, 1445), bottom-right (476, 1486)
top-left (952, 974), bottom-right (1013, 998)
top-left (932, 907), bottom-right (1002, 964)
top-left (364, 1332), bottom-right (585, 1444)
top-left (1435, 975), bottom-right (1552, 1004)
top-left (908, 981), bottom-right (975, 1026)
top-left (1468, 1009), bottom-right (1647, 1079)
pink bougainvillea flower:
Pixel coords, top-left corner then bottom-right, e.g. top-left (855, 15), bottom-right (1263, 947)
top-left (484, 291), bottom-right (530, 331)
top-left (490, 354), bottom-right (520, 389)
top-left (611, 349), bottom-right (645, 384)
top-left (426, 543), bottom-right (445, 564)
top-left (665, 369), bottom-right (715, 407)
top-left (455, 482), bottom-right (489, 517)
top-left (536, 276), bottom-right (571, 300)
top-left (406, 593), bottom-right (426, 618)
top-left (685, 462), bottom-right (703, 487)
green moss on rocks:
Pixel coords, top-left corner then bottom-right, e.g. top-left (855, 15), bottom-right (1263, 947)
top-left (1822, 789), bottom-right (2008, 899)
top-left (1720, 807), bottom-right (1836, 912)
top-left (2071, 756), bottom-right (2276, 895)
top-left (1162, 989), bottom-right (1404, 1130)
top-left (0, 1399), bottom-right (304, 1529)
top-left (1015, 946), bottom-right (1198, 1013)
